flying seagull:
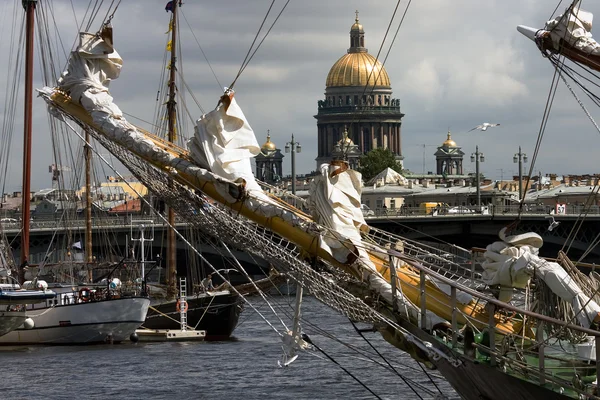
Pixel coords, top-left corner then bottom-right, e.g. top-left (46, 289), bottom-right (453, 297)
top-left (545, 215), bottom-right (560, 232)
top-left (469, 123), bottom-right (500, 132)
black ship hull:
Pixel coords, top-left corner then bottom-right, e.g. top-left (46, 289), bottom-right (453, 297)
top-left (398, 319), bottom-right (573, 400)
top-left (144, 291), bottom-right (243, 340)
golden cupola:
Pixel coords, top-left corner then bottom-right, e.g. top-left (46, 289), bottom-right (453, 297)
top-left (261, 131), bottom-right (277, 154)
top-left (442, 131), bottom-right (457, 147)
top-left (325, 12), bottom-right (391, 88)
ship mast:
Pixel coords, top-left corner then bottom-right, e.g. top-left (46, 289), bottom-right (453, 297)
top-left (85, 130), bottom-right (93, 282)
top-left (166, 1), bottom-right (180, 299)
top-left (19, 0), bottom-right (37, 284)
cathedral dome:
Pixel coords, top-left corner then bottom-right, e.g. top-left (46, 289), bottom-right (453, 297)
top-left (325, 13), bottom-right (391, 88)
top-left (326, 53), bottom-right (390, 88)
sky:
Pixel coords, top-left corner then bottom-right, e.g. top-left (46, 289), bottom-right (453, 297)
top-left (1, 0), bottom-right (599, 192)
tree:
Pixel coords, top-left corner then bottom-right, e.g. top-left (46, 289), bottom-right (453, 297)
top-left (357, 148), bottom-right (403, 182)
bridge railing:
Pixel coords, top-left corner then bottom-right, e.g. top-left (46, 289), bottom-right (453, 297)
top-left (365, 204), bottom-right (600, 218)
top-left (2, 203), bottom-right (600, 232)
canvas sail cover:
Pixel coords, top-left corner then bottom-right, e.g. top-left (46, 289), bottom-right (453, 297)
top-left (188, 94), bottom-right (264, 197)
top-left (482, 228), bottom-right (600, 328)
top-left (546, 5), bottom-right (600, 56)
top-left (309, 162), bottom-right (447, 329)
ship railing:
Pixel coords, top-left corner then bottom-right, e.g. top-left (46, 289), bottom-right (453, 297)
top-left (393, 251), bottom-right (600, 399)
top-left (366, 225), bottom-right (484, 291)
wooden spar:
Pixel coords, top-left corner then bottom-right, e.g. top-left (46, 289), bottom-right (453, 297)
top-left (20, 0), bottom-right (36, 284)
top-left (166, 1), bottom-right (179, 299)
top-left (85, 129), bottom-right (93, 282)
top-left (517, 25), bottom-right (600, 73)
top-left (50, 90), bottom-right (530, 336)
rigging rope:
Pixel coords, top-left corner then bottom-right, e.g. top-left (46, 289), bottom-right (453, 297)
top-left (60, 119), bottom-right (287, 338)
top-left (341, 0), bottom-right (412, 161)
top-left (350, 320), bottom-right (427, 399)
top-left (228, 0), bottom-right (291, 91)
top-left (228, 0), bottom-right (276, 90)
top-left (181, 10), bottom-right (222, 91)
top-left (301, 333), bottom-right (384, 400)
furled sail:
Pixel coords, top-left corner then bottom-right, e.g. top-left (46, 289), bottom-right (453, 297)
top-left (517, 2), bottom-right (600, 72)
top-left (482, 228), bottom-right (600, 328)
top-left (545, 4), bottom-right (600, 56)
top-left (189, 93), bottom-right (266, 198)
top-left (308, 162), bottom-right (447, 329)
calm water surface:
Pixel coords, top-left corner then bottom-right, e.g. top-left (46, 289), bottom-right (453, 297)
top-left (2, 297), bottom-right (459, 399)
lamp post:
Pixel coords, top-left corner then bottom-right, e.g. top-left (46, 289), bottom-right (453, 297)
top-left (285, 134), bottom-right (301, 195)
top-left (470, 146), bottom-right (485, 208)
top-left (513, 146), bottom-right (528, 201)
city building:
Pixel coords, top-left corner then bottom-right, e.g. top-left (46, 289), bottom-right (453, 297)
top-left (434, 131), bottom-right (464, 176)
top-left (315, 12), bottom-right (404, 168)
top-left (255, 132), bottom-right (284, 185)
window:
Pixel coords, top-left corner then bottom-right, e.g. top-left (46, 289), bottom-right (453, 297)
top-left (390, 199), bottom-right (396, 209)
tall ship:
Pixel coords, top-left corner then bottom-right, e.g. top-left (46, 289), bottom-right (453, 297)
top-left (29, 0), bottom-right (600, 397)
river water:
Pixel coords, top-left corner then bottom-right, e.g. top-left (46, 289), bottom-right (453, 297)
top-left (2, 297), bottom-right (459, 399)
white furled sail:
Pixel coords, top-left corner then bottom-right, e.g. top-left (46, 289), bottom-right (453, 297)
top-left (482, 228), bottom-right (600, 328)
top-left (309, 162), bottom-right (368, 263)
top-left (189, 93), bottom-right (265, 198)
top-left (308, 162), bottom-right (447, 329)
top-left (545, 4), bottom-right (600, 56)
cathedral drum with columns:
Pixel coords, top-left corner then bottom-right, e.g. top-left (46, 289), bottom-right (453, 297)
top-left (315, 12), bottom-right (404, 169)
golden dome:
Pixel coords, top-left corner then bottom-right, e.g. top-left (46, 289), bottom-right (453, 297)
top-left (326, 52), bottom-right (390, 87)
top-left (261, 132), bottom-right (276, 152)
top-left (351, 10), bottom-right (364, 32)
top-left (443, 131), bottom-right (457, 147)
top-left (339, 127), bottom-right (354, 145)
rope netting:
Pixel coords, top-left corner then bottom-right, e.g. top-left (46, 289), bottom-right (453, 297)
top-left (57, 111), bottom-right (418, 333)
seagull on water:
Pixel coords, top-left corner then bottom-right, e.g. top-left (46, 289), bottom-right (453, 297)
top-left (545, 215), bottom-right (560, 231)
top-left (469, 123), bottom-right (501, 132)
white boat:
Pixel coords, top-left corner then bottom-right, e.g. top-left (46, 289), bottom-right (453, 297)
top-left (0, 293), bottom-right (149, 345)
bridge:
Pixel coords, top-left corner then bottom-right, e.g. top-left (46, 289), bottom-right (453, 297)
top-left (2, 204), bottom-right (599, 266)
top-left (365, 204), bottom-right (600, 262)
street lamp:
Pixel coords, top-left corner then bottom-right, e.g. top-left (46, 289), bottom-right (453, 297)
top-left (513, 146), bottom-right (528, 201)
top-left (470, 146), bottom-right (485, 208)
top-left (285, 134), bottom-right (301, 195)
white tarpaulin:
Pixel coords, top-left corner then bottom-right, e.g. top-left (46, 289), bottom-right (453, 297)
top-left (308, 162), bottom-right (447, 329)
top-left (482, 228), bottom-right (600, 328)
top-left (546, 4), bottom-right (600, 55)
top-left (188, 94), bottom-right (265, 197)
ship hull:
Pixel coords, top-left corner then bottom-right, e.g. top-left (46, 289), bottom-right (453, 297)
top-left (398, 319), bottom-right (573, 400)
top-left (144, 291), bottom-right (242, 340)
top-left (0, 297), bottom-right (150, 345)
